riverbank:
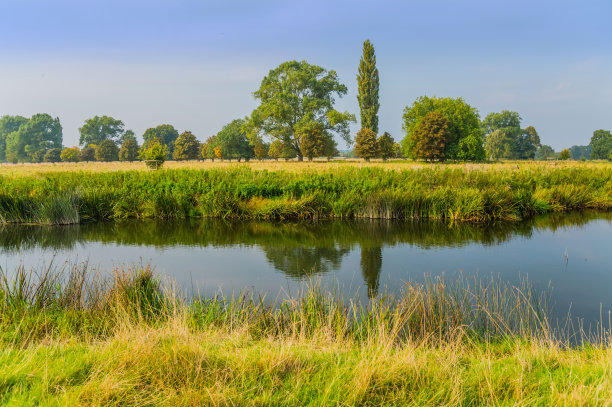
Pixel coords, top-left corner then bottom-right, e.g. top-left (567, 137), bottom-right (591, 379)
top-left (1, 264), bottom-right (611, 405)
top-left (0, 162), bottom-right (610, 224)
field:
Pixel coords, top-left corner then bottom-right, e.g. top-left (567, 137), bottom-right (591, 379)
top-left (1, 264), bottom-right (611, 406)
top-left (0, 160), bottom-right (610, 224)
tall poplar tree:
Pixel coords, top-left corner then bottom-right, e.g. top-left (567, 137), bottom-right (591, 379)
top-left (356, 39), bottom-right (380, 133)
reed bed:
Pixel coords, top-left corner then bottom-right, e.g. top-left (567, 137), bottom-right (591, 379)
top-left (0, 263), bottom-right (611, 405)
top-left (0, 163), bottom-right (610, 224)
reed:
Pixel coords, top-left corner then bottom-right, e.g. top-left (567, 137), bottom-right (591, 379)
top-left (0, 163), bottom-right (610, 224)
top-left (1, 263), bottom-right (611, 405)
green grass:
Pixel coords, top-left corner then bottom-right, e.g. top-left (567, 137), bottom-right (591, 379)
top-left (0, 164), bottom-right (610, 225)
top-left (0, 263), bottom-right (611, 405)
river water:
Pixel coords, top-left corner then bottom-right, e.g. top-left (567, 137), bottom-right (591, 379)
top-left (1, 212), bottom-right (610, 325)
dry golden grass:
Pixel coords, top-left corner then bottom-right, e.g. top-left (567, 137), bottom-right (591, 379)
top-left (0, 158), bottom-right (610, 177)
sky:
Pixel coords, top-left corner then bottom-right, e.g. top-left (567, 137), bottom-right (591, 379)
top-left (1, 0), bottom-right (611, 150)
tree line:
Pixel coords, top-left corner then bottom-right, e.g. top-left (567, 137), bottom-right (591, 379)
top-left (1, 39), bottom-right (611, 164)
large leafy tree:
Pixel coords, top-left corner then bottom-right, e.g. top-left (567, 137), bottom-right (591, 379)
top-left (569, 145), bottom-right (592, 160)
top-left (142, 124), bottom-right (179, 155)
top-left (411, 111), bottom-right (451, 161)
top-left (79, 116), bottom-right (125, 146)
top-left (535, 145), bottom-right (556, 160)
top-left (377, 132), bottom-right (395, 161)
top-left (401, 96), bottom-right (484, 160)
top-left (0, 115), bottom-right (28, 162)
top-left (354, 128), bottom-right (379, 161)
top-left (119, 138), bottom-right (140, 162)
top-left (481, 111), bottom-right (540, 159)
top-left (5, 114), bottom-right (62, 163)
top-left (215, 119), bottom-right (253, 161)
top-left (589, 129), bottom-right (612, 159)
top-left (173, 131), bottom-right (200, 160)
top-left (268, 140), bottom-right (283, 160)
top-left (357, 39), bottom-right (379, 133)
top-left (245, 60), bottom-right (355, 161)
top-left (95, 139), bottom-right (119, 162)
top-left (298, 121), bottom-right (326, 161)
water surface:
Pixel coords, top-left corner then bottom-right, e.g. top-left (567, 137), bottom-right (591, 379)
top-left (1, 212), bottom-right (611, 325)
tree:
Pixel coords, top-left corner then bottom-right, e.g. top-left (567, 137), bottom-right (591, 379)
top-left (401, 96), bottom-right (484, 160)
top-left (79, 145), bottom-right (96, 162)
top-left (268, 140), bottom-right (283, 160)
top-left (142, 124), bottom-right (179, 155)
top-left (356, 39), bottom-right (379, 133)
top-left (569, 145), bottom-right (592, 160)
top-left (139, 139), bottom-right (168, 169)
top-left (324, 137), bottom-right (339, 161)
top-left (281, 144), bottom-right (297, 161)
top-left (481, 111), bottom-right (539, 159)
top-left (43, 148), bottom-right (62, 163)
top-left (123, 129), bottom-right (136, 143)
top-left (589, 129), bottom-right (612, 159)
top-left (60, 147), bottom-right (80, 162)
top-left (173, 131), bottom-right (200, 160)
top-left (119, 138), bottom-right (139, 162)
top-left (201, 136), bottom-right (216, 161)
top-left (214, 146), bottom-right (223, 160)
top-left (244, 60), bottom-right (355, 161)
top-left (0, 115), bottom-right (28, 162)
top-left (535, 145), bottom-right (556, 160)
top-left (79, 116), bottom-right (125, 146)
top-left (5, 114), bottom-right (62, 163)
top-left (253, 142), bottom-right (268, 160)
top-left (354, 128), bottom-right (379, 161)
top-left (299, 121), bottom-right (327, 161)
top-left (559, 148), bottom-right (571, 160)
top-left (393, 143), bottom-right (402, 158)
top-left (95, 139), bottom-right (119, 162)
top-left (411, 111), bottom-right (451, 161)
top-left (377, 132), bottom-right (394, 161)
top-left (215, 119), bottom-right (253, 161)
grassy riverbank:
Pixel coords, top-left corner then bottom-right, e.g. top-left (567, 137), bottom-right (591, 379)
top-left (0, 161), bottom-right (610, 224)
top-left (1, 264), bottom-right (611, 405)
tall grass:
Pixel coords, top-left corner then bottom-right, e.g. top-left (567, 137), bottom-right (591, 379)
top-left (0, 164), bottom-right (610, 224)
top-left (1, 264), bottom-right (611, 405)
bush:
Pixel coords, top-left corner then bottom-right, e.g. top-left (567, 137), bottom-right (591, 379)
top-left (43, 148), bottom-right (62, 163)
top-left (60, 147), bottom-right (80, 162)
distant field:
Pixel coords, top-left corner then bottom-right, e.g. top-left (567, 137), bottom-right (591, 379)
top-left (0, 158), bottom-right (610, 177)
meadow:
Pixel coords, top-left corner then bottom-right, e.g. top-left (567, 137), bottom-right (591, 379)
top-left (1, 263), bottom-right (611, 406)
top-left (0, 160), bottom-right (610, 224)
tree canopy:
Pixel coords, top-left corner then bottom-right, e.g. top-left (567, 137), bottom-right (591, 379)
top-left (215, 119), bottom-right (253, 160)
top-left (244, 60), bottom-right (355, 161)
top-left (60, 147), bottom-right (80, 162)
top-left (354, 128), bottom-right (379, 161)
top-left (401, 96), bottom-right (484, 161)
top-left (95, 140), bottom-right (119, 162)
top-left (5, 114), bottom-right (62, 163)
top-left (482, 111), bottom-right (540, 159)
top-left (411, 111), bottom-right (451, 161)
top-left (589, 129), bottom-right (612, 159)
top-left (357, 39), bottom-right (380, 133)
top-left (79, 116), bottom-right (125, 146)
top-left (377, 132), bottom-right (395, 161)
top-left (173, 131), bottom-right (200, 160)
top-left (119, 139), bottom-right (139, 162)
top-left (142, 124), bottom-right (179, 155)
top-left (0, 115), bottom-right (28, 162)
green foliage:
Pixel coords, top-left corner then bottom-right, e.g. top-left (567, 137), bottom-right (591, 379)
top-left (535, 145), bottom-right (556, 160)
top-left (60, 147), bottom-right (80, 162)
top-left (482, 111), bottom-right (540, 159)
top-left (569, 145), bottom-right (592, 160)
top-left (43, 148), bottom-right (62, 163)
top-left (142, 125), bottom-right (179, 155)
top-left (172, 131), bottom-right (200, 160)
top-left (123, 129), bottom-right (136, 143)
top-left (281, 144), bottom-right (297, 161)
top-left (354, 128), bottom-right (378, 161)
top-left (324, 137), bottom-right (339, 159)
top-left (589, 129), bottom-right (612, 159)
top-left (559, 148), bottom-right (571, 160)
top-left (356, 39), bottom-right (379, 133)
top-left (411, 111), bottom-right (451, 161)
top-left (253, 142), bottom-right (269, 160)
top-left (0, 115), bottom-right (28, 162)
top-left (245, 60), bottom-right (355, 161)
top-left (79, 116), bottom-right (125, 146)
top-left (377, 132), bottom-right (395, 161)
top-left (268, 140), bottom-right (284, 160)
top-left (298, 121), bottom-right (327, 161)
top-left (201, 136), bottom-right (216, 160)
top-left (401, 96), bottom-right (484, 160)
top-left (78, 145), bottom-right (96, 162)
top-left (119, 139), bottom-right (140, 162)
top-left (95, 140), bottom-right (119, 162)
top-left (5, 114), bottom-right (62, 163)
top-left (139, 139), bottom-right (168, 163)
top-left (215, 119), bottom-right (253, 160)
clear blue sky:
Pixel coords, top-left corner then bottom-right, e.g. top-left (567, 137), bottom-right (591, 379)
top-left (1, 0), bottom-right (611, 150)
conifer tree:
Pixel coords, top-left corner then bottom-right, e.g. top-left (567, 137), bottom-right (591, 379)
top-left (357, 39), bottom-right (380, 133)
top-left (377, 132), bottom-right (395, 161)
